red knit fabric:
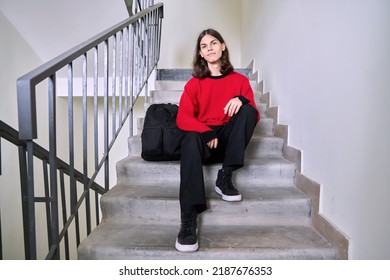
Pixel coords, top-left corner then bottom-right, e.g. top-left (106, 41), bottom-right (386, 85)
top-left (177, 71), bottom-right (260, 133)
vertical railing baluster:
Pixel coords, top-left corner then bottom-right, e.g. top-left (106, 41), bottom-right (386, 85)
top-left (82, 53), bottom-right (91, 235)
top-left (144, 12), bottom-right (149, 101)
top-left (18, 143), bottom-right (35, 259)
top-left (42, 159), bottom-right (52, 249)
top-left (0, 137), bottom-right (2, 176)
top-left (129, 24), bottom-right (135, 136)
top-left (59, 170), bottom-right (70, 259)
top-left (112, 34), bottom-right (117, 139)
top-left (67, 63), bottom-right (76, 214)
top-left (93, 46), bottom-right (100, 225)
top-left (119, 30), bottom-right (124, 126)
top-left (67, 62), bottom-right (80, 246)
top-left (134, 21), bottom-right (139, 99)
top-left (48, 74), bottom-right (59, 259)
top-left (0, 131), bottom-right (2, 259)
top-left (154, 9), bottom-right (158, 66)
top-left (124, 27), bottom-right (129, 122)
top-left (93, 48), bottom-right (99, 171)
top-left (141, 16), bottom-right (144, 86)
top-left (104, 39), bottom-right (110, 191)
top-left (0, 207), bottom-right (2, 260)
top-left (130, 22), bottom-right (136, 135)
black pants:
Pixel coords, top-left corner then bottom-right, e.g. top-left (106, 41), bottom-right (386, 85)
top-left (179, 104), bottom-right (258, 214)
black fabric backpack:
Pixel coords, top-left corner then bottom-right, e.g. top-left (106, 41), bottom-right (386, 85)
top-left (141, 103), bottom-right (184, 161)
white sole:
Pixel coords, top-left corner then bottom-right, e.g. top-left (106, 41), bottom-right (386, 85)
top-left (175, 238), bottom-right (199, 252)
top-left (215, 186), bottom-right (242, 202)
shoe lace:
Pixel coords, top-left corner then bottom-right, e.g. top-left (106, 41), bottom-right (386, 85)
top-left (221, 171), bottom-right (236, 191)
top-left (181, 211), bottom-right (197, 234)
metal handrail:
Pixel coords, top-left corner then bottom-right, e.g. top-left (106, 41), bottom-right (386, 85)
top-left (0, 121), bottom-right (105, 260)
top-left (14, 2), bottom-right (163, 259)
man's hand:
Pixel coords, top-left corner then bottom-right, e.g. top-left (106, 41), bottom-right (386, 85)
top-left (207, 138), bottom-right (218, 149)
top-left (224, 97), bottom-right (243, 116)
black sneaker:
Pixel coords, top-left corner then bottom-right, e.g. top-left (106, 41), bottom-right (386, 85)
top-left (215, 169), bottom-right (242, 202)
top-left (175, 210), bottom-right (199, 252)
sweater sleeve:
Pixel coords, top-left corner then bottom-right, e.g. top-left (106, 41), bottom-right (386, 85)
top-left (176, 82), bottom-right (216, 135)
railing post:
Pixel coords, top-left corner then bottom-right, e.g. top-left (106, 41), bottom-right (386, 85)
top-left (20, 141), bottom-right (36, 259)
top-left (17, 80), bottom-right (37, 140)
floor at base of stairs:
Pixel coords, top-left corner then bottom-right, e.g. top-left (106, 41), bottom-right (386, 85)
top-left (78, 222), bottom-right (336, 260)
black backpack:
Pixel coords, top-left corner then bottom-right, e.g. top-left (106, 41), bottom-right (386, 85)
top-left (141, 103), bottom-right (184, 161)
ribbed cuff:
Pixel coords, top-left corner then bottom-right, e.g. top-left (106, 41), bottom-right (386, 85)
top-left (236, 96), bottom-right (249, 105)
top-left (201, 130), bottom-right (218, 144)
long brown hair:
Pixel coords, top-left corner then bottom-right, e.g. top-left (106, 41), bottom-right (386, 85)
top-left (192, 29), bottom-right (234, 79)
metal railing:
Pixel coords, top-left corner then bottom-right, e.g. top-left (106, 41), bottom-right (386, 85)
top-left (126, 0), bottom-right (155, 15)
top-left (11, 2), bottom-right (163, 260)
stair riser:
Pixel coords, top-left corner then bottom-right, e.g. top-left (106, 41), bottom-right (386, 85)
top-left (155, 68), bottom-right (253, 82)
top-left (146, 99), bottom-right (267, 116)
top-left (149, 90), bottom-right (263, 112)
top-left (128, 136), bottom-right (284, 158)
top-left (78, 223), bottom-right (336, 260)
top-left (100, 197), bottom-right (311, 226)
top-left (246, 137), bottom-right (284, 158)
top-left (80, 247), bottom-right (335, 260)
top-left (137, 117), bottom-right (274, 136)
top-left (154, 80), bottom-right (258, 92)
top-left (117, 160), bottom-right (295, 187)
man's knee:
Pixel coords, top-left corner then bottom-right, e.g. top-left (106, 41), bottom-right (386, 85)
top-left (234, 104), bottom-right (257, 122)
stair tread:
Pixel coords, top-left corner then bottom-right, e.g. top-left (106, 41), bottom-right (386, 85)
top-left (131, 133), bottom-right (282, 141)
top-left (78, 223), bottom-right (335, 260)
top-left (129, 134), bottom-right (284, 158)
top-left (117, 156), bottom-right (296, 187)
top-left (104, 184), bottom-right (306, 201)
top-left (118, 155), bottom-right (293, 166)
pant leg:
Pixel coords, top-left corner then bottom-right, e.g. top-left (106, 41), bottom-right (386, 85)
top-left (179, 132), bottom-right (210, 214)
top-left (219, 104), bottom-right (258, 171)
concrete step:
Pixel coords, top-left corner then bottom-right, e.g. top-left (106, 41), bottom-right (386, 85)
top-left (145, 99), bottom-right (267, 116)
top-left (128, 134), bottom-right (284, 158)
top-left (155, 68), bottom-right (253, 81)
top-left (154, 79), bottom-right (257, 91)
top-left (149, 89), bottom-right (262, 107)
top-left (100, 184), bottom-right (311, 226)
top-left (116, 157), bottom-right (296, 187)
top-left (78, 223), bottom-right (336, 260)
top-left (136, 116), bottom-right (274, 136)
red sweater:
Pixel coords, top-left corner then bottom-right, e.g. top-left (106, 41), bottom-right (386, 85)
top-left (177, 71), bottom-right (260, 141)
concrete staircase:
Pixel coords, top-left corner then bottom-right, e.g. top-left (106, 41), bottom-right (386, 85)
top-left (78, 69), bottom-right (336, 260)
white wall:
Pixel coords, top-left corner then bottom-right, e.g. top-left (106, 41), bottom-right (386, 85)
top-left (158, 0), bottom-right (243, 68)
top-left (0, 11), bottom-right (43, 259)
top-left (0, 0), bottom-right (128, 62)
top-left (241, 0), bottom-right (390, 259)
top-left (3, 0), bottom-right (390, 260)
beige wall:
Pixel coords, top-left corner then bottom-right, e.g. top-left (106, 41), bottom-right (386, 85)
top-left (241, 0), bottom-right (390, 259)
top-left (0, 11), bottom-right (43, 259)
top-left (2, 0), bottom-right (390, 260)
top-left (158, 0), bottom-right (243, 68)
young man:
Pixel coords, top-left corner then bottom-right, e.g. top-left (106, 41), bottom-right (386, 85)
top-left (175, 29), bottom-right (260, 252)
